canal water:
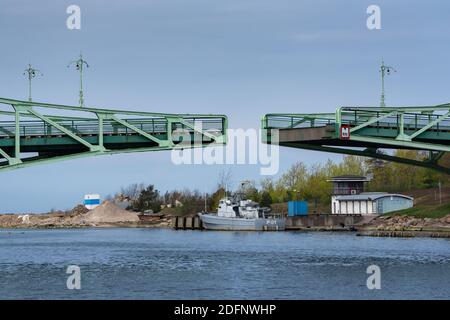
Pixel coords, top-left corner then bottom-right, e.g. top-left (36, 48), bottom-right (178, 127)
top-left (0, 228), bottom-right (449, 299)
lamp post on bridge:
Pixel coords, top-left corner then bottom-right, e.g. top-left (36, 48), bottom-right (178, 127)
top-left (380, 59), bottom-right (396, 108)
top-left (23, 64), bottom-right (43, 102)
top-left (68, 53), bottom-right (89, 107)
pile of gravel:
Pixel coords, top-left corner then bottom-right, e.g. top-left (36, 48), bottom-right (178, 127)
top-left (81, 201), bottom-right (139, 223)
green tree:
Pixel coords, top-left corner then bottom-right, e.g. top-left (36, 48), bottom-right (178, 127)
top-left (210, 187), bottom-right (225, 211)
top-left (260, 191), bottom-right (273, 208)
top-left (132, 185), bottom-right (162, 213)
top-left (237, 181), bottom-right (260, 202)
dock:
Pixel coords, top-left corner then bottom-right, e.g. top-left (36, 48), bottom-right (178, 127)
top-left (171, 215), bottom-right (203, 230)
top-left (286, 214), bottom-right (367, 230)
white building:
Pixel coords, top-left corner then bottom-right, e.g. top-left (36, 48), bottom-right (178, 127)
top-left (332, 192), bottom-right (414, 215)
top-left (328, 176), bottom-right (413, 215)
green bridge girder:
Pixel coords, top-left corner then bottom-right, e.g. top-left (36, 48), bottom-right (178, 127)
top-left (262, 103), bottom-right (450, 174)
top-left (0, 97), bottom-right (227, 171)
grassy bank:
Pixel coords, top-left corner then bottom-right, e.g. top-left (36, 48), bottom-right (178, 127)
top-left (386, 202), bottom-right (450, 219)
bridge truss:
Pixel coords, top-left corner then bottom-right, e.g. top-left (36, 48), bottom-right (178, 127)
top-left (262, 104), bottom-right (450, 174)
top-left (0, 98), bottom-right (227, 171)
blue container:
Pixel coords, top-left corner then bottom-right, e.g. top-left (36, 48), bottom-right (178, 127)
top-left (288, 201), bottom-right (308, 216)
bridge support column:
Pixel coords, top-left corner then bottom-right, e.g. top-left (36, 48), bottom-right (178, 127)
top-left (0, 147), bottom-right (21, 165)
top-left (0, 105), bottom-right (24, 165)
top-left (96, 113), bottom-right (110, 150)
top-left (396, 113), bottom-right (410, 141)
top-left (14, 106), bottom-right (20, 158)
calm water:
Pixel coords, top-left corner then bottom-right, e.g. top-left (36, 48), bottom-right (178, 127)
top-left (0, 228), bottom-right (449, 299)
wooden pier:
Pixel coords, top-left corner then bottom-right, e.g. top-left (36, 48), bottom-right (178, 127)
top-left (171, 215), bottom-right (203, 230)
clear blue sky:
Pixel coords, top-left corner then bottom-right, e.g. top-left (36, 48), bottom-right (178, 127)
top-left (1, 0), bottom-right (450, 212)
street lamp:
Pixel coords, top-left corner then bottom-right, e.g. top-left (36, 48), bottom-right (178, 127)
top-left (68, 53), bottom-right (89, 107)
top-left (23, 64), bottom-right (43, 102)
top-left (380, 59), bottom-right (396, 108)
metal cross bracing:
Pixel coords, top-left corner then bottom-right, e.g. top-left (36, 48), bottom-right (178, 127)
top-left (0, 97), bottom-right (227, 171)
top-left (262, 103), bottom-right (450, 174)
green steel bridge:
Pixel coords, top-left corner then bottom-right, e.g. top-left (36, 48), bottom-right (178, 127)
top-left (262, 104), bottom-right (450, 174)
top-left (0, 98), bottom-right (227, 171)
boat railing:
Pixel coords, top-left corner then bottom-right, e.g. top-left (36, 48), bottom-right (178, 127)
top-left (262, 212), bottom-right (285, 219)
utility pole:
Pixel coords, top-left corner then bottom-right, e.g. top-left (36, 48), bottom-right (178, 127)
top-left (380, 59), bottom-right (396, 108)
top-left (68, 53), bottom-right (89, 107)
top-left (23, 64), bottom-right (42, 102)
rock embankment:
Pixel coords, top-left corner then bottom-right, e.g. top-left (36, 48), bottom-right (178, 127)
top-left (357, 214), bottom-right (450, 238)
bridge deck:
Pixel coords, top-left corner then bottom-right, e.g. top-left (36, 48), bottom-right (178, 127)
top-left (262, 104), bottom-right (450, 173)
top-left (0, 117), bottom-right (223, 152)
top-left (0, 98), bottom-right (227, 171)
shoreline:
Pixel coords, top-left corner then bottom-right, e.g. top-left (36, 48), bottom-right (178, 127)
top-left (2, 221), bottom-right (450, 239)
top-left (2, 211), bottom-right (450, 239)
top-left (357, 229), bottom-right (450, 238)
top-left (0, 222), bottom-right (172, 230)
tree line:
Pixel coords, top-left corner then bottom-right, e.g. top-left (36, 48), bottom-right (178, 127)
top-left (109, 151), bottom-right (449, 215)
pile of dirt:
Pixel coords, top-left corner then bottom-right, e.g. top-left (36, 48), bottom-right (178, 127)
top-left (68, 204), bottom-right (89, 216)
top-left (80, 201), bottom-right (140, 224)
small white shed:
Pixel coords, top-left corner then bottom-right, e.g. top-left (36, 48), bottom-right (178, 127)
top-left (332, 192), bottom-right (413, 215)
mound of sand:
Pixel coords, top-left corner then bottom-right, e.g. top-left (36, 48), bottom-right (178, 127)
top-left (81, 201), bottom-right (140, 224)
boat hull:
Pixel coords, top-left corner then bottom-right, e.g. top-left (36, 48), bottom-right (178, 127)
top-left (198, 213), bottom-right (285, 231)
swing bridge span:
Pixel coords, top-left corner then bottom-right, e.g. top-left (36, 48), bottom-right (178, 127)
top-left (1, 97), bottom-right (450, 174)
top-left (0, 97), bottom-right (227, 171)
top-left (262, 103), bottom-right (450, 174)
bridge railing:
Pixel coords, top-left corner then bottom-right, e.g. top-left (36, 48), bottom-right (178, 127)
top-left (0, 97), bottom-right (227, 143)
top-left (338, 107), bottom-right (450, 133)
top-left (263, 105), bottom-right (450, 135)
top-left (0, 117), bottom-right (225, 138)
top-left (262, 113), bottom-right (336, 129)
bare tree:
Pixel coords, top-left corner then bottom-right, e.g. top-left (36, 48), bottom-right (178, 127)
top-left (120, 183), bottom-right (146, 201)
top-left (217, 169), bottom-right (233, 191)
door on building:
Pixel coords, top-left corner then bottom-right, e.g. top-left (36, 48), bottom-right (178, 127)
top-left (361, 201), bottom-right (367, 214)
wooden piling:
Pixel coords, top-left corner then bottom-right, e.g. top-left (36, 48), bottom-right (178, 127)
top-left (172, 216), bottom-right (203, 230)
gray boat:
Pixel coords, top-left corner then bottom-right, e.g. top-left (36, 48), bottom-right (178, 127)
top-left (198, 197), bottom-right (285, 231)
